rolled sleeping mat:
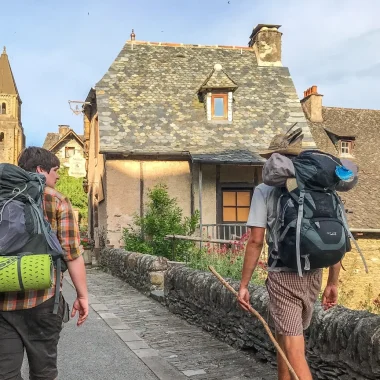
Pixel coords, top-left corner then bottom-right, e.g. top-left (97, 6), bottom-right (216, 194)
top-left (0, 254), bottom-right (53, 292)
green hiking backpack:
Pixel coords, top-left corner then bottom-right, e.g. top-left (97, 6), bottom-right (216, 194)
top-left (0, 163), bottom-right (66, 313)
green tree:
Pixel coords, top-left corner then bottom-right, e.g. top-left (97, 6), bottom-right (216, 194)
top-left (123, 184), bottom-right (199, 260)
top-left (56, 168), bottom-right (88, 223)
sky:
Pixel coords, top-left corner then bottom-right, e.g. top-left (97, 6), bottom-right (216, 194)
top-left (1, 0), bottom-right (379, 146)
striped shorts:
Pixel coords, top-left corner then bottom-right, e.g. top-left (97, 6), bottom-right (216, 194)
top-left (266, 270), bottom-right (323, 336)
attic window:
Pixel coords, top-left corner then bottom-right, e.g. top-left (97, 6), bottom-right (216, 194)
top-left (211, 94), bottom-right (228, 120)
top-left (1, 103), bottom-right (6, 114)
top-left (65, 147), bottom-right (75, 158)
top-left (206, 91), bottom-right (233, 122)
top-left (339, 140), bottom-right (354, 156)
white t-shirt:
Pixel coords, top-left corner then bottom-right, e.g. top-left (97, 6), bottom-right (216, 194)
top-left (246, 183), bottom-right (290, 271)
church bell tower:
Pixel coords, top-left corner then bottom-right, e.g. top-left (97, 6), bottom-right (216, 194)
top-left (0, 46), bottom-right (25, 164)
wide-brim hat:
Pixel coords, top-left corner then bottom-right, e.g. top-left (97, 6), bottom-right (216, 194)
top-left (259, 123), bottom-right (304, 159)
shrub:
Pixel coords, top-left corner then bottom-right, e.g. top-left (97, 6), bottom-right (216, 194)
top-left (123, 184), bottom-right (199, 260)
top-left (187, 232), bottom-right (267, 285)
top-left (80, 237), bottom-right (95, 250)
top-left (56, 168), bottom-right (88, 224)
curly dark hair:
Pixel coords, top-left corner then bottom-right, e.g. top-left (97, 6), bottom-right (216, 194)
top-left (18, 146), bottom-right (60, 173)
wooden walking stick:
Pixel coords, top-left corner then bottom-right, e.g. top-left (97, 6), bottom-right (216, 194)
top-left (208, 266), bottom-right (299, 380)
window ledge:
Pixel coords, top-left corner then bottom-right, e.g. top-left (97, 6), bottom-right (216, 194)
top-left (208, 120), bottom-right (232, 125)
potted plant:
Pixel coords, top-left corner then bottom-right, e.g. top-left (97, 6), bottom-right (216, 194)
top-left (81, 237), bottom-right (95, 266)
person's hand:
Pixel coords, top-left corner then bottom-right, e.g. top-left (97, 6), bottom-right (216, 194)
top-left (71, 296), bottom-right (89, 326)
top-left (238, 286), bottom-right (251, 311)
top-left (322, 284), bottom-right (338, 311)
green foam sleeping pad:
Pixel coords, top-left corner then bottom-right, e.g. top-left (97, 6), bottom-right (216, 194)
top-left (0, 254), bottom-right (53, 292)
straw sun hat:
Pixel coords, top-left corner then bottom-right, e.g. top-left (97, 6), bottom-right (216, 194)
top-left (259, 123), bottom-right (304, 159)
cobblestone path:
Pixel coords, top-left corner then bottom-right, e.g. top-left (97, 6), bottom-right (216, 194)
top-left (82, 268), bottom-right (277, 380)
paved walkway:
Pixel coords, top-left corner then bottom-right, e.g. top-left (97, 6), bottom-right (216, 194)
top-left (22, 275), bottom-right (158, 380)
top-left (80, 268), bottom-right (277, 380)
top-left (22, 268), bottom-right (277, 379)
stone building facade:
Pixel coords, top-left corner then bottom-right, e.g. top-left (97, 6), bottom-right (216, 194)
top-left (0, 47), bottom-right (25, 164)
top-left (42, 125), bottom-right (85, 167)
top-left (83, 24), bottom-right (316, 248)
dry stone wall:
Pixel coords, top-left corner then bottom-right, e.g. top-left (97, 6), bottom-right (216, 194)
top-left (101, 248), bottom-right (380, 379)
top-left (100, 248), bottom-right (168, 293)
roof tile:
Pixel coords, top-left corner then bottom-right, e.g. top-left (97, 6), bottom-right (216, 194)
top-left (96, 43), bottom-right (315, 158)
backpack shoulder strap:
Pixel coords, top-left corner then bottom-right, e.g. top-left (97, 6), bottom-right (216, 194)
top-left (334, 192), bottom-right (368, 273)
top-left (0, 184), bottom-right (28, 224)
top-left (295, 189), bottom-right (305, 277)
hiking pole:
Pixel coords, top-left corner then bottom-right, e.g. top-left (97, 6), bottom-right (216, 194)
top-left (208, 266), bottom-right (300, 380)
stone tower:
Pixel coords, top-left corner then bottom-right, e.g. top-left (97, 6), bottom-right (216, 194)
top-left (0, 47), bottom-right (25, 164)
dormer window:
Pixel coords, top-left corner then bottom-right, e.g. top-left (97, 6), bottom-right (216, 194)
top-left (1, 103), bottom-right (6, 114)
top-left (211, 94), bottom-right (228, 120)
top-left (339, 140), bottom-right (354, 156)
top-left (198, 64), bottom-right (237, 123)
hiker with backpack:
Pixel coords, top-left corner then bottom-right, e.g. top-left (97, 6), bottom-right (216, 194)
top-left (238, 126), bottom-right (365, 380)
top-left (0, 147), bottom-right (88, 380)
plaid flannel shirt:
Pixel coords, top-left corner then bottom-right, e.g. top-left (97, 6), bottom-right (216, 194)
top-left (0, 186), bottom-right (82, 311)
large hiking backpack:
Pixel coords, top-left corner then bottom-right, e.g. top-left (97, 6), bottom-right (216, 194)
top-left (0, 163), bottom-right (66, 313)
top-left (274, 150), bottom-right (368, 276)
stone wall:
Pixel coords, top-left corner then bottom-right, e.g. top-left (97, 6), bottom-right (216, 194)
top-left (100, 248), bottom-right (168, 293)
top-left (101, 248), bottom-right (380, 379)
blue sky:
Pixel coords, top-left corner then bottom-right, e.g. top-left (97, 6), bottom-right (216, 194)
top-left (1, 0), bottom-right (379, 146)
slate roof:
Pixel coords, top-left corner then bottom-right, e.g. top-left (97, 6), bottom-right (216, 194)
top-left (199, 67), bottom-right (238, 91)
top-left (307, 107), bottom-right (380, 229)
top-left (191, 150), bottom-right (265, 165)
top-left (0, 47), bottom-right (19, 97)
top-left (95, 40), bottom-right (315, 160)
top-left (43, 133), bottom-right (61, 150)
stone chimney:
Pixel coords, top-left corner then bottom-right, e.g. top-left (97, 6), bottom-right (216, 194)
top-left (58, 125), bottom-right (70, 136)
top-left (301, 86), bottom-right (323, 122)
top-left (249, 24), bottom-right (282, 67)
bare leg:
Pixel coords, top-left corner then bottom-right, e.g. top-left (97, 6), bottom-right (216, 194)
top-left (276, 332), bottom-right (313, 380)
top-left (276, 332), bottom-right (291, 380)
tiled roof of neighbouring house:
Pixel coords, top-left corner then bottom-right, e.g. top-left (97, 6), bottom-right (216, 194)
top-left (308, 107), bottom-right (380, 229)
top-left (95, 40), bottom-right (316, 160)
top-left (42, 131), bottom-right (85, 150)
top-left (42, 133), bottom-right (61, 150)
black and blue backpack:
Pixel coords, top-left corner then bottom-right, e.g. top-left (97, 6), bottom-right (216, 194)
top-left (0, 163), bottom-right (66, 313)
top-left (273, 150), bottom-right (368, 276)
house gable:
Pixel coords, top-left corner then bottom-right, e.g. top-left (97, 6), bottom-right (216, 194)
top-left (49, 130), bottom-right (84, 153)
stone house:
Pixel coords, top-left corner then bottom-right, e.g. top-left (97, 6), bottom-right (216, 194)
top-left (301, 85), bottom-right (380, 233)
top-left (0, 47), bottom-right (25, 164)
top-left (43, 125), bottom-right (85, 167)
top-left (83, 24), bottom-right (316, 248)
top-left (43, 125), bottom-right (85, 223)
